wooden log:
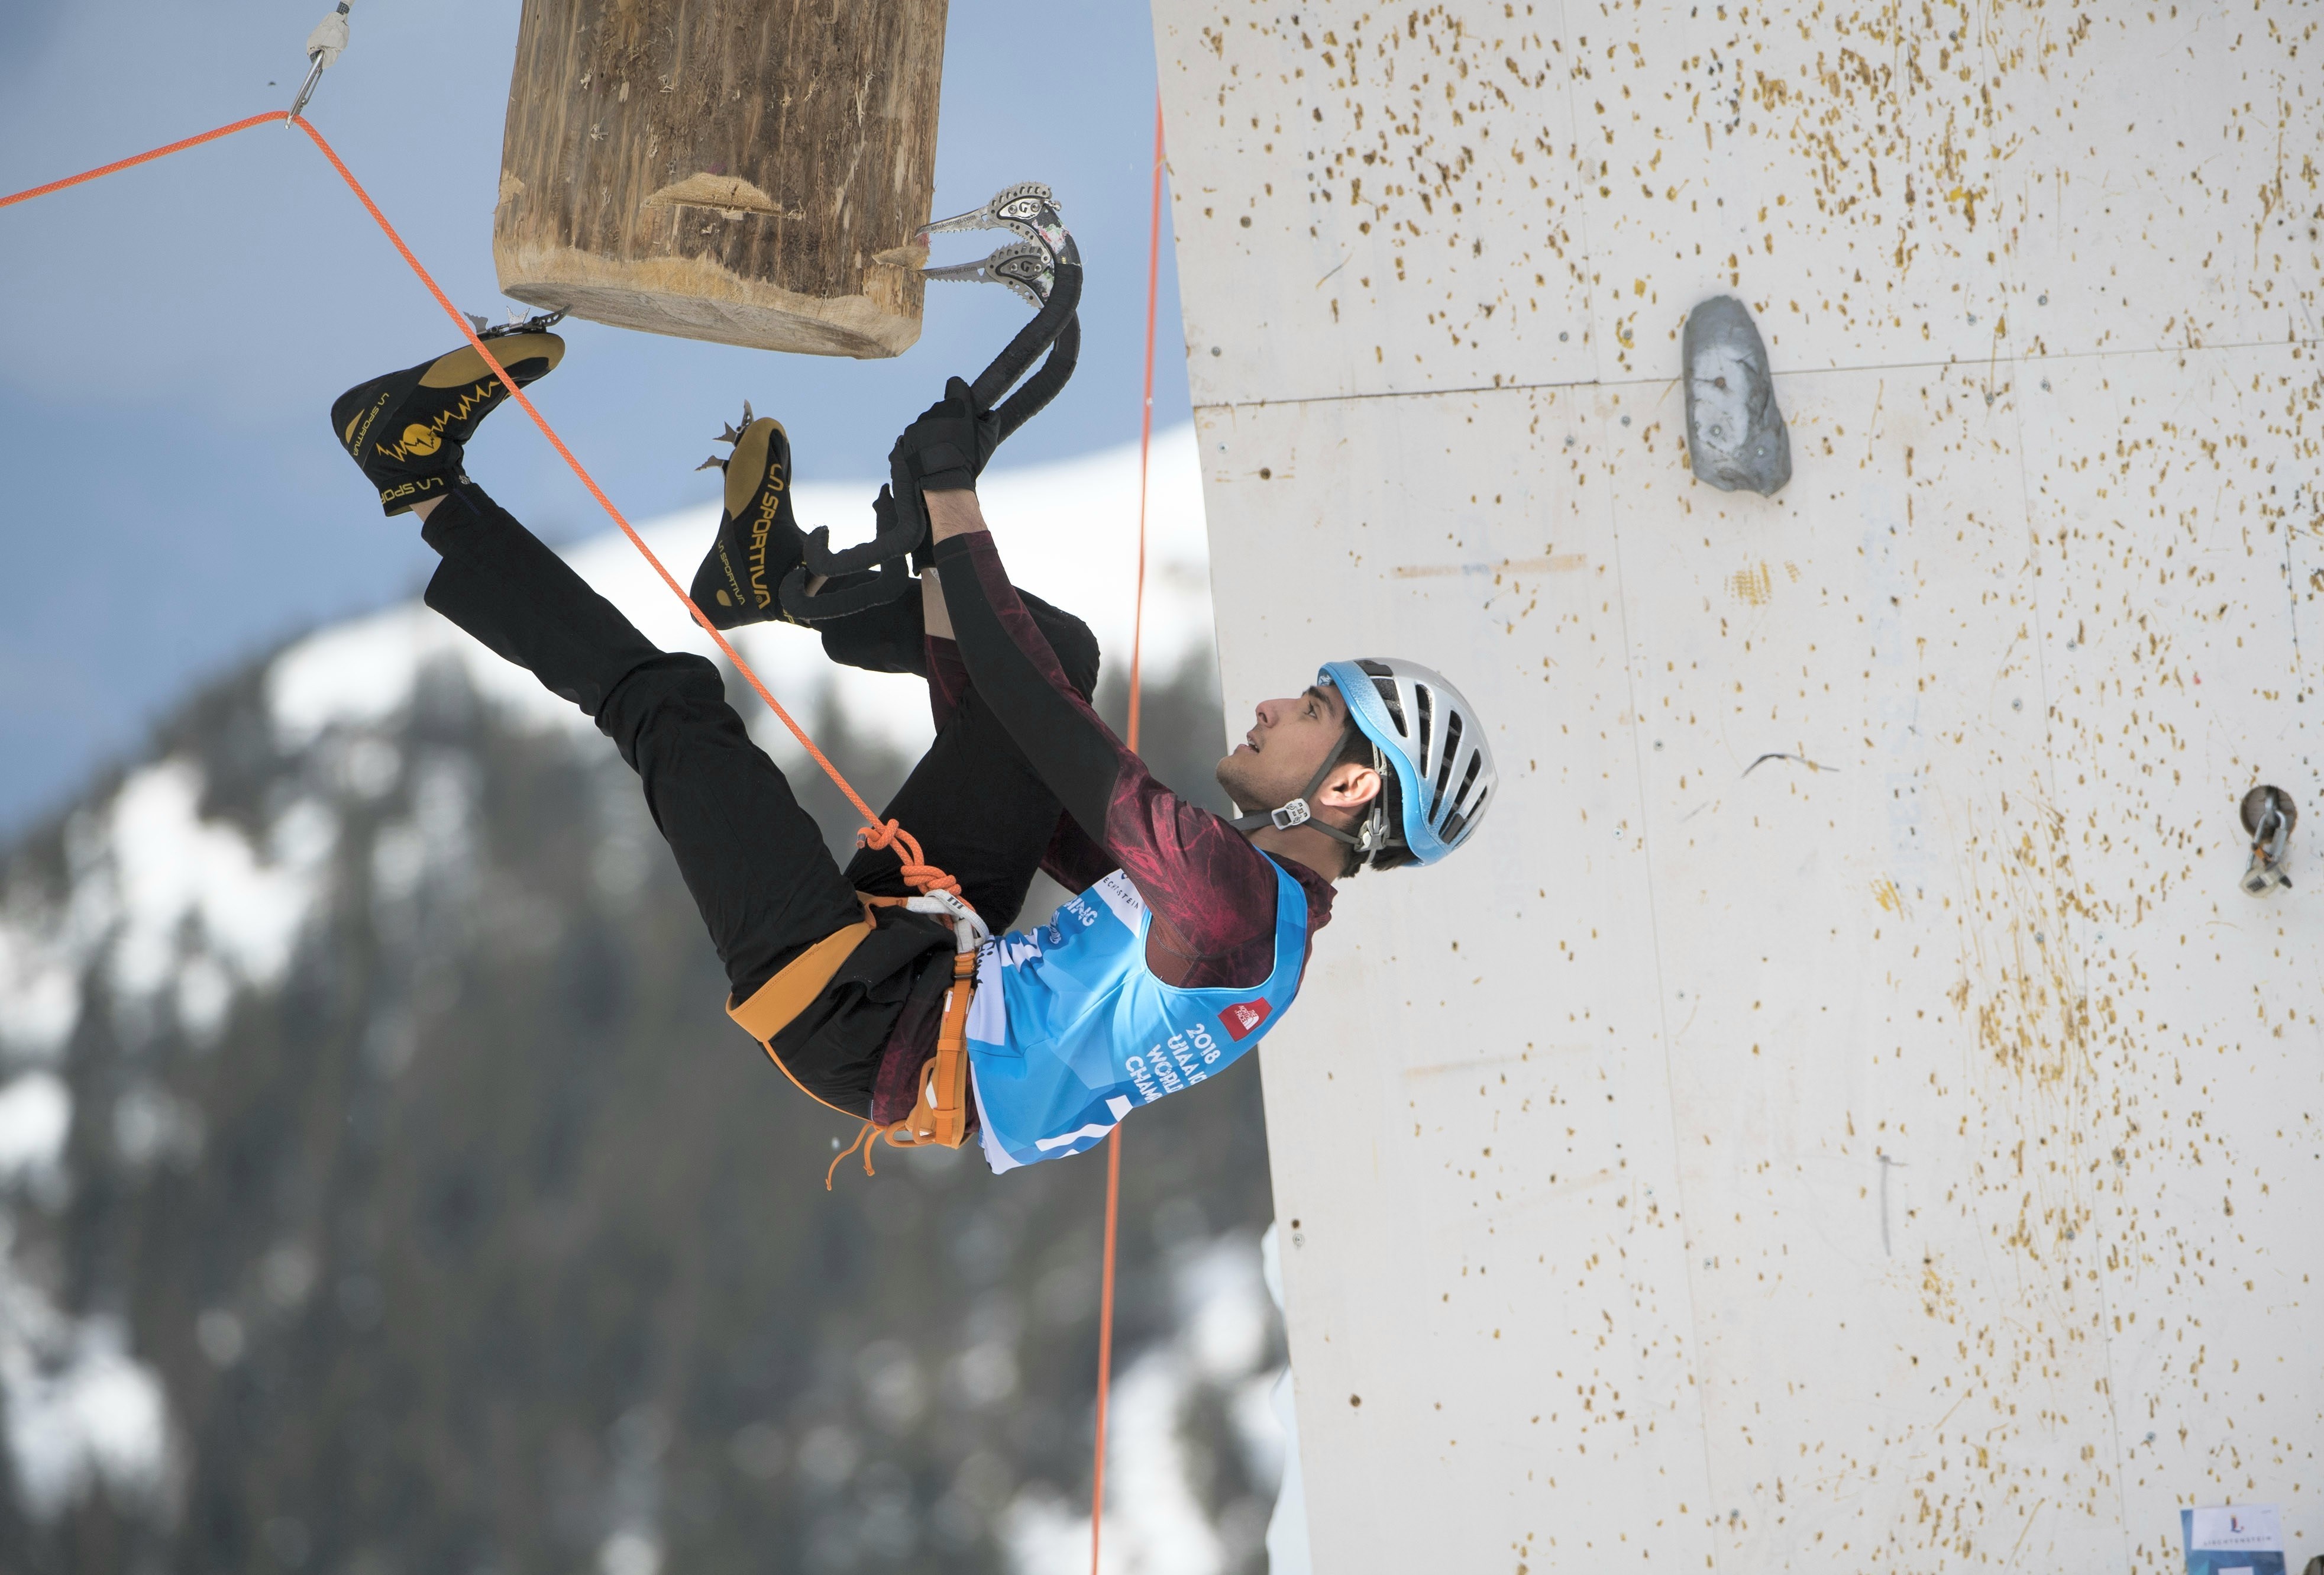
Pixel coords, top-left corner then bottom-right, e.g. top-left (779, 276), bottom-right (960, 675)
top-left (493, 0), bottom-right (946, 359)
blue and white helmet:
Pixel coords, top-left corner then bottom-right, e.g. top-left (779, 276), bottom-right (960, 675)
top-left (1319, 657), bottom-right (1495, 865)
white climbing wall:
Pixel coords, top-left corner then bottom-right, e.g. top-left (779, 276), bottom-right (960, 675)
top-left (1149, 2), bottom-right (2323, 1570)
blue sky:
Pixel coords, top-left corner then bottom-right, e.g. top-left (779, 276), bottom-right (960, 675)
top-left (0, 0), bottom-right (1188, 837)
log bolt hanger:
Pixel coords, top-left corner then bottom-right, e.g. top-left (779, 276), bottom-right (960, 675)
top-left (289, 4), bottom-right (354, 121)
top-left (2241, 785), bottom-right (2297, 896)
top-left (781, 183), bottom-right (1084, 622)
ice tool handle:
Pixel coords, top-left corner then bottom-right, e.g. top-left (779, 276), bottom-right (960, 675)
top-left (784, 183), bottom-right (1081, 610)
top-left (916, 238), bottom-right (1084, 447)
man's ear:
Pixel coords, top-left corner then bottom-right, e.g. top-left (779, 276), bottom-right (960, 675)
top-left (1320, 761), bottom-right (1382, 812)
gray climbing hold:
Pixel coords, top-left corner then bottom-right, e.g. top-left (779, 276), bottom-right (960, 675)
top-left (1682, 295), bottom-right (1791, 496)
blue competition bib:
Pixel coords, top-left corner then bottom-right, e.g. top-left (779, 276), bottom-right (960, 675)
top-left (966, 861), bottom-right (1308, 1171)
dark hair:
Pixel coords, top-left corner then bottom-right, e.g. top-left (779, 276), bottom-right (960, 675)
top-left (1328, 726), bottom-right (1413, 878)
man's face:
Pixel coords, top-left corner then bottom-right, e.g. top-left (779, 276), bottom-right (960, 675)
top-left (1216, 681), bottom-right (1356, 814)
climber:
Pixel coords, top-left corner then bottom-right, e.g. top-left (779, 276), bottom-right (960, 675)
top-left (328, 333), bottom-right (1496, 1173)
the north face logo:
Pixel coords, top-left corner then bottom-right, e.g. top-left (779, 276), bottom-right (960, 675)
top-left (1221, 999), bottom-right (1271, 1041)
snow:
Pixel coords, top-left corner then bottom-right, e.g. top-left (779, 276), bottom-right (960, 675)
top-left (367, 754), bottom-right (480, 935)
top-left (0, 1073), bottom-right (70, 1185)
top-left (270, 597), bottom-right (573, 749)
top-left (99, 760), bottom-right (335, 999)
top-left (0, 1210), bottom-right (173, 1524)
top-left (1001, 1231), bottom-right (1286, 1575)
top-left (267, 424), bottom-right (1217, 769)
top-left (111, 1082), bottom-right (203, 1170)
top-left (598, 1529), bottom-right (663, 1575)
top-left (172, 957), bottom-right (234, 1047)
top-left (0, 759), bottom-right (331, 1521)
top-left (0, 925), bottom-right (80, 1064)
top-left (1178, 1233), bottom-right (1272, 1382)
top-left (0, 1306), bottom-right (170, 1522)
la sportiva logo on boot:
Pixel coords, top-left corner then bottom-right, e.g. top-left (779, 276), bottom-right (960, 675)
top-left (377, 383), bottom-right (497, 462)
top-left (745, 469), bottom-right (785, 611)
top-left (343, 395), bottom-right (391, 458)
top-left (1220, 999), bottom-right (1271, 1040)
top-left (714, 548), bottom-right (748, 608)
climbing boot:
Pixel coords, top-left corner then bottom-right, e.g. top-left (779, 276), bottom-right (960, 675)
top-left (689, 405), bottom-right (808, 630)
top-left (331, 327), bottom-right (565, 515)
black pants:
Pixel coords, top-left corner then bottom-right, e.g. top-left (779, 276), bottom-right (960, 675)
top-left (419, 484), bottom-right (1097, 1110)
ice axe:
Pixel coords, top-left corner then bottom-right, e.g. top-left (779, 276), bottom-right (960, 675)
top-left (778, 183), bottom-right (1082, 623)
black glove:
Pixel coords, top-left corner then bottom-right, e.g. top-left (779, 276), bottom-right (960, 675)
top-left (891, 375), bottom-right (999, 499)
top-left (879, 376), bottom-right (1000, 571)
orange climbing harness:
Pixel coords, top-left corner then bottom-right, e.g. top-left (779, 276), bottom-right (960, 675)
top-left (724, 887), bottom-right (984, 1189)
top-left (1, 102), bottom-right (1162, 1571)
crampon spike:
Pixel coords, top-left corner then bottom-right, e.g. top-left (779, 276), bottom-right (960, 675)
top-left (477, 307), bottom-right (565, 341)
top-left (705, 399), bottom-right (757, 460)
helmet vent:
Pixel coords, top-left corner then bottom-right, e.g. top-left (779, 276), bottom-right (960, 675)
top-left (1439, 785), bottom-right (1486, 847)
top-left (1415, 686), bottom-right (1436, 764)
top-left (1449, 750), bottom-right (1483, 815)
top-left (1429, 710), bottom-right (1464, 819)
top-left (1359, 660), bottom-right (1408, 735)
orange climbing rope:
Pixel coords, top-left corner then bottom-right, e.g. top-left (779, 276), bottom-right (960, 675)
top-left (1087, 87), bottom-right (1169, 1575)
top-left (0, 112), bottom-right (280, 212)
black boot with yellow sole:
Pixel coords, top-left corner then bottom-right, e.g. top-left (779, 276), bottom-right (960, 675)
top-left (331, 327), bottom-right (565, 516)
top-left (689, 407), bottom-right (812, 630)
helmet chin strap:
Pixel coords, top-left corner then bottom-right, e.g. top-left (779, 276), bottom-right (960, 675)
top-left (1228, 727), bottom-right (1392, 856)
